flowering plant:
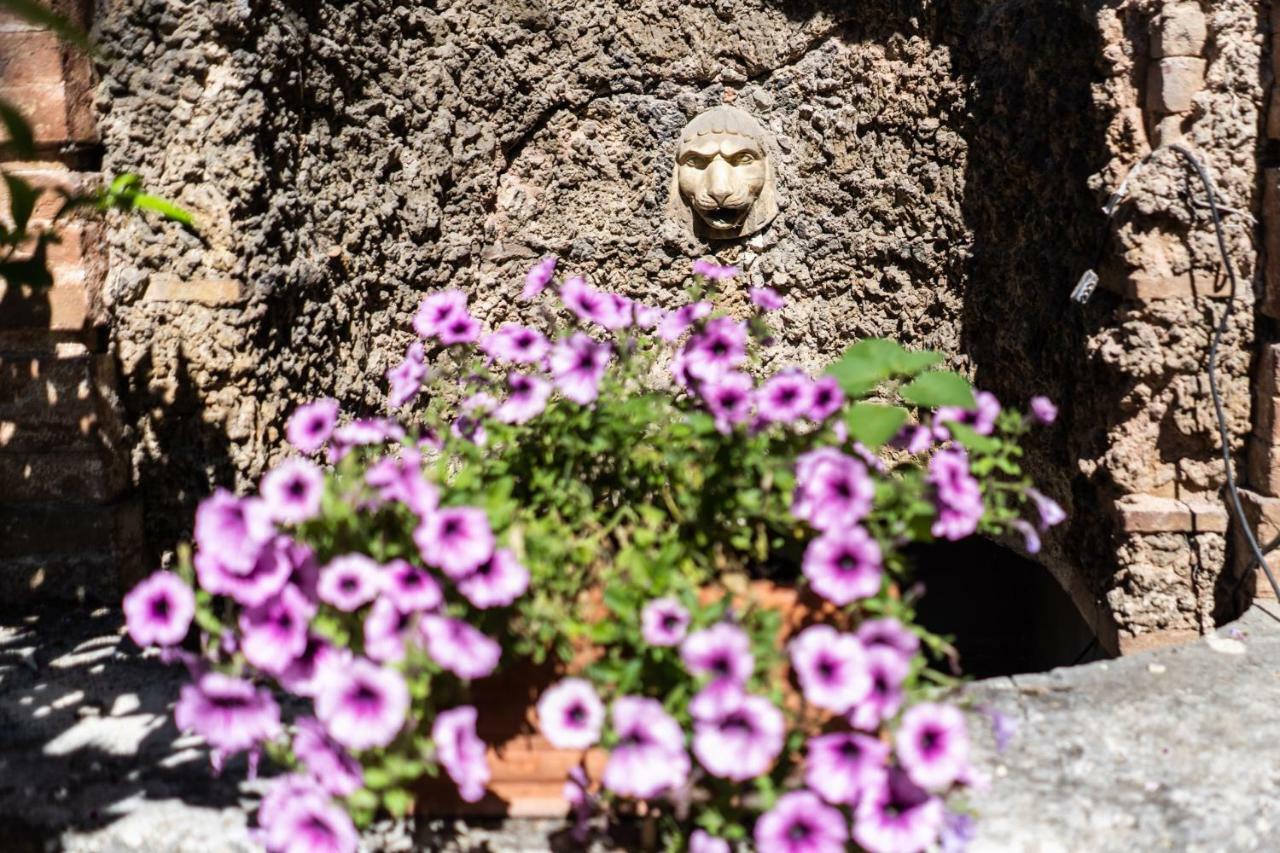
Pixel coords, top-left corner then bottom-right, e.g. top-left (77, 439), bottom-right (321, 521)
top-left (123, 257), bottom-right (1062, 852)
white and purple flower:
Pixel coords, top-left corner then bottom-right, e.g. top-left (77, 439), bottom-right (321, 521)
top-left (286, 399), bottom-right (339, 455)
top-left (522, 256), bottom-right (557, 300)
top-left (317, 554), bottom-right (383, 612)
top-left (536, 678), bottom-right (605, 750)
top-left (314, 657), bottom-right (410, 751)
top-left (174, 672), bottom-right (282, 757)
top-left (549, 332), bottom-right (612, 405)
top-left (853, 767), bottom-right (946, 853)
top-left (260, 458), bottom-right (325, 525)
top-left (802, 526), bottom-right (883, 605)
top-left (433, 705), bottom-right (491, 803)
top-left (239, 584), bottom-right (315, 675)
top-left (681, 622), bottom-right (754, 686)
top-left (756, 369), bottom-right (814, 425)
top-left (789, 624), bottom-right (872, 713)
top-left (895, 702), bottom-right (970, 791)
top-left (754, 789), bottom-right (849, 853)
top-left (122, 571), bottom-right (194, 648)
top-left (640, 597), bottom-right (690, 647)
top-left (413, 505), bottom-right (495, 579)
top-left (418, 615), bottom-right (501, 680)
top-left (601, 696), bottom-right (690, 799)
top-left (805, 731), bottom-right (890, 807)
top-left (791, 447), bottom-right (874, 532)
top-left (456, 548), bottom-right (530, 609)
top-left (691, 689), bottom-right (785, 781)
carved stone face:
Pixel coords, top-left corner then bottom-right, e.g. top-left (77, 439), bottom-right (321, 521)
top-left (668, 105), bottom-right (779, 240)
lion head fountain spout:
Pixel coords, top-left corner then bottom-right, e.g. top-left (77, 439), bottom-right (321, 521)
top-left (668, 104), bottom-right (780, 241)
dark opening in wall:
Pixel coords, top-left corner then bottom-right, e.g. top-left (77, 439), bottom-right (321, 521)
top-left (908, 538), bottom-right (1106, 679)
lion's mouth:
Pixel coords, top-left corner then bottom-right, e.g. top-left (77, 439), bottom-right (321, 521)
top-left (698, 205), bottom-right (750, 230)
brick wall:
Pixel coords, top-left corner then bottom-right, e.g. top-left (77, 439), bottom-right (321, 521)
top-left (0, 1), bottom-right (140, 602)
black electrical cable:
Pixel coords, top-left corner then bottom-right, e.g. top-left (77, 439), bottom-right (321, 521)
top-left (1164, 144), bottom-right (1280, 602)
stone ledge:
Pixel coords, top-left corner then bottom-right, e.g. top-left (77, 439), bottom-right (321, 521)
top-left (142, 274), bottom-right (244, 306)
top-left (1115, 494), bottom-right (1228, 534)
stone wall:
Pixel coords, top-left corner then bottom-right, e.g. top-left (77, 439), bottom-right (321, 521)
top-left (0, 0), bottom-right (140, 602)
top-left (7, 0), bottom-right (1246, 651)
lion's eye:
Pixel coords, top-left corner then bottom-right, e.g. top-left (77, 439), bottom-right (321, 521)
top-left (681, 155), bottom-right (710, 168)
top-left (732, 153), bottom-right (756, 165)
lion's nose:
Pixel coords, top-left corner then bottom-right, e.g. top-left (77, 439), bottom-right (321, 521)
top-left (706, 160), bottom-right (734, 205)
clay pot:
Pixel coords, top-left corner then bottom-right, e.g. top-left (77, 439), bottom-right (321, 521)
top-left (416, 580), bottom-right (825, 817)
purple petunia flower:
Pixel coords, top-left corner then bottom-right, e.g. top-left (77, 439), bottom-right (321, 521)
top-left (292, 716), bottom-right (363, 797)
top-left (314, 657), bottom-right (410, 751)
top-left (522, 256), bottom-right (557, 300)
top-left (857, 617), bottom-right (920, 659)
top-left (940, 811), bottom-right (977, 853)
top-left (328, 417), bottom-right (406, 463)
top-left (981, 705), bottom-right (1018, 754)
top-left (634, 303), bottom-right (667, 329)
top-left (657, 300), bottom-right (712, 341)
top-left (239, 584), bottom-right (315, 675)
top-left (494, 372), bottom-right (553, 425)
top-left (413, 505), bottom-right (495, 578)
top-left (364, 450), bottom-right (439, 518)
top-left (536, 678), bottom-right (605, 750)
top-left (750, 285), bottom-right (785, 311)
top-left (640, 597), bottom-right (690, 647)
top-left (1026, 487), bottom-right (1065, 530)
top-left (756, 369), bottom-right (814, 424)
top-left (433, 705), bottom-right (491, 803)
top-left (806, 731), bottom-right (890, 807)
top-left (260, 458), bottom-right (325, 525)
top-left (287, 399), bottom-right (340, 455)
top-left (849, 646), bottom-right (910, 731)
top-left (317, 553), bottom-right (383, 612)
top-left (279, 636), bottom-right (351, 699)
top-left (692, 259), bottom-right (739, 280)
top-left (195, 534), bottom-right (293, 608)
top-left (123, 571), bottom-right (195, 648)
top-left (481, 324), bottom-right (551, 365)
top-left (681, 622), bottom-right (754, 686)
top-left (691, 689), bottom-right (785, 781)
top-left (808, 375), bottom-right (845, 421)
top-left (789, 624), bottom-right (872, 713)
top-left (438, 312), bottom-right (481, 346)
top-left (601, 696), bottom-right (690, 799)
top-left (174, 672), bottom-right (282, 757)
top-left (364, 596), bottom-right (413, 663)
top-left (892, 424), bottom-right (935, 455)
top-left (381, 559), bottom-right (443, 612)
top-left (413, 289), bottom-right (469, 339)
top-left (457, 548), bottom-right (530, 609)
top-left (791, 447), bottom-right (875, 532)
top-left (1010, 518), bottom-right (1041, 554)
top-left (700, 370), bottom-right (755, 433)
top-left (690, 830), bottom-right (731, 853)
top-left (683, 317), bottom-right (748, 382)
top-left (1029, 395), bottom-right (1057, 425)
top-left (853, 768), bottom-right (946, 853)
top-left (549, 332), bottom-right (612, 405)
top-left (928, 448), bottom-right (983, 540)
top-left (934, 390), bottom-right (1001, 439)
top-left (194, 489), bottom-right (275, 574)
top-left (802, 526), bottom-right (884, 605)
top-left (418, 615), bottom-right (501, 680)
top-left (386, 341), bottom-right (428, 408)
top-left (560, 276), bottom-right (631, 330)
top-left (259, 775), bottom-right (359, 853)
top-left (754, 789), bottom-right (849, 853)
top-left (895, 702), bottom-right (971, 791)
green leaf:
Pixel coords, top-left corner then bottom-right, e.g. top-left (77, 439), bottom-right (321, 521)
top-left (900, 370), bottom-right (975, 409)
top-left (844, 403), bottom-right (908, 448)
top-left (824, 339), bottom-right (944, 396)
top-left (0, 0), bottom-right (93, 52)
top-left (363, 767), bottom-right (392, 790)
top-left (0, 100), bottom-right (34, 158)
top-left (947, 421), bottom-right (1000, 454)
top-left (4, 173), bottom-right (37, 235)
top-left (132, 192), bottom-right (196, 227)
top-left (382, 787), bottom-right (413, 816)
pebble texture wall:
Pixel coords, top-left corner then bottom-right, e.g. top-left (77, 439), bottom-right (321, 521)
top-left (87, 0), bottom-right (1266, 651)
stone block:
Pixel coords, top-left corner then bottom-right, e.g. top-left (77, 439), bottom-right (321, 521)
top-left (1147, 57), bottom-right (1206, 115)
top-left (142, 274), bottom-right (244, 305)
top-left (1248, 432), bottom-right (1280, 496)
top-left (1151, 3), bottom-right (1207, 58)
top-left (1183, 499), bottom-right (1229, 533)
top-left (0, 449), bottom-right (127, 503)
top-left (1152, 113), bottom-right (1187, 148)
top-left (0, 163), bottom-right (88, 225)
top-left (1117, 494), bottom-right (1192, 533)
top-left (0, 31), bottom-right (66, 88)
top-left (0, 281), bottom-right (88, 330)
top-left (1234, 490), bottom-right (1280, 599)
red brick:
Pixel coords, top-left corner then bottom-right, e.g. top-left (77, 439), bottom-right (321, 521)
top-left (0, 280), bottom-right (88, 330)
top-left (0, 80), bottom-right (93, 146)
top-left (0, 163), bottom-right (89, 225)
top-left (1116, 494), bottom-right (1193, 532)
top-left (143, 275), bottom-right (245, 306)
top-left (0, 31), bottom-right (66, 87)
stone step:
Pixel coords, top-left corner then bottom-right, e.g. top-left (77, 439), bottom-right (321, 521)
top-left (0, 449), bottom-right (127, 503)
top-left (0, 552), bottom-right (127, 603)
top-left (0, 352), bottom-right (121, 451)
top-left (0, 328), bottom-right (96, 357)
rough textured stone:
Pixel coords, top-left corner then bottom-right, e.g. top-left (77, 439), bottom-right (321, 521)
top-left (967, 604), bottom-right (1280, 852)
top-left (1147, 56), bottom-right (1207, 114)
top-left (1151, 2), bottom-right (1208, 58)
top-left (89, 0), bottom-right (1265, 643)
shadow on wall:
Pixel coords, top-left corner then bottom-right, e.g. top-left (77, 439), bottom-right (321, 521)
top-left (120, 348), bottom-right (237, 579)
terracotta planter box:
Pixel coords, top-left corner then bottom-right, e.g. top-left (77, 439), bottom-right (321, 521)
top-left (417, 580), bottom-right (825, 817)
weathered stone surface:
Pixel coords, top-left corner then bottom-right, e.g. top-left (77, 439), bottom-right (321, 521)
top-left (1151, 2), bottom-right (1207, 59)
top-left (1147, 57), bottom-right (1207, 114)
top-left (967, 604), bottom-right (1280, 852)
